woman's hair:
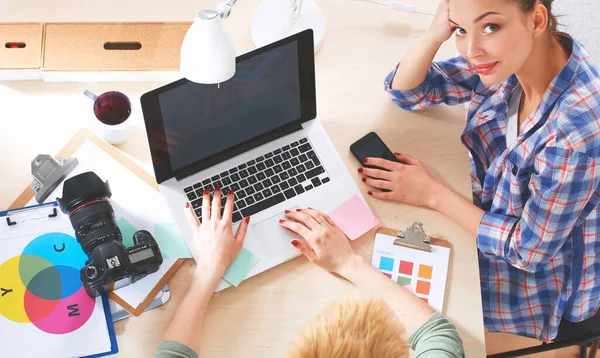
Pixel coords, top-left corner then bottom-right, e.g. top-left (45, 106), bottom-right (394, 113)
top-left (286, 297), bottom-right (409, 358)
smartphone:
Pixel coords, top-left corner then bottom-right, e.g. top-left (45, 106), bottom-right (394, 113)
top-left (350, 132), bottom-right (400, 170)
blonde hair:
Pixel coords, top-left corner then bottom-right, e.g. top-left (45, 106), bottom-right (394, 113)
top-left (286, 297), bottom-right (409, 358)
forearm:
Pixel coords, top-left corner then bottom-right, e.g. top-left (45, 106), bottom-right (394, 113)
top-left (428, 182), bottom-right (484, 237)
top-left (339, 255), bottom-right (436, 336)
top-left (162, 268), bottom-right (222, 353)
top-left (391, 35), bottom-right (444, 91)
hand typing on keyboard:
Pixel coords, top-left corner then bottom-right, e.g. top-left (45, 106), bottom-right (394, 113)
top-left (184, 187), bottom-right (251, 276)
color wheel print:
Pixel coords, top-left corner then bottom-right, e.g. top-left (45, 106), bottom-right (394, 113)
top-left (0, 232), bottom-right (95, 334)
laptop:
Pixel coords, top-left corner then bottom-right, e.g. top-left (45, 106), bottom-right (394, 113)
top-left (141, 29), bottom-right (361, 291)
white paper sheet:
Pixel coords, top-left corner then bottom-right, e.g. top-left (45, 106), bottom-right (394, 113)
top-left (27, 139), bottom-right (178, 310)
top-left (371, 233), bottom-right (450, 313)
top-left (0, 210), bottom-right (111, 357)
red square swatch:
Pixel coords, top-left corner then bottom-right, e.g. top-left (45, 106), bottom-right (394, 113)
top-left (399, 261), bottom-right (414, 275)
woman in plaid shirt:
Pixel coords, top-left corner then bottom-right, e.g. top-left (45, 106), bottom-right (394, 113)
top-left (360, 0), bottom-right (600, 342)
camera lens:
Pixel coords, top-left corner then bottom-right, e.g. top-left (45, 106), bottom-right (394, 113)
top-left (57, 172), bottom-right (122, 254)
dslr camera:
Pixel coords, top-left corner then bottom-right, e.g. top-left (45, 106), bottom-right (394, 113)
top-left (57, 171), bottom-right (163, 297)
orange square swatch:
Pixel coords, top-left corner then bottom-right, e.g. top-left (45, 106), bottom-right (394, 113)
top-left (416, 280), bottom-right (431, 295)
top-left (418, 264), bottom-right (433, 279)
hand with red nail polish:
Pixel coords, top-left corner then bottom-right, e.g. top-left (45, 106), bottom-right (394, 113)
top-left (357, 153), bottom-right (441, 209)
top-left (183, 186), bottom-right (250, 277)
top-left (280, 207), bottom-right (357, 274)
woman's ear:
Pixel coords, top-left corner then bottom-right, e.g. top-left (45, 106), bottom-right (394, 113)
top-left (531, 3), bottom-right (549, 38)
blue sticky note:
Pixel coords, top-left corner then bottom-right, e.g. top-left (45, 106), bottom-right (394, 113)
top-left (379, 256), bottom-right (394, 272)
top-left (222, 247), bottom-right (258, 287)
top-left (154, 223), bottom-right (193, 259)
top-left (117, 217), bottom-right (137, 248)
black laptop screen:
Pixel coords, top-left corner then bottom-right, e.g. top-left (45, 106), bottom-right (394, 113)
top-left (141, 30), bottom-right (316, 184)
top-left (159, 42), bottom-right (301, 172)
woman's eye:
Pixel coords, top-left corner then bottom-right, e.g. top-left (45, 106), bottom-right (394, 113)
top-left (483, 24), bottom-right (500, 34)
top-left (454, 27), bottom-right (467, 36)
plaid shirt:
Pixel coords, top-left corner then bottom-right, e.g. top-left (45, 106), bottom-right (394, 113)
top-left (384, 38), bottom-right (600, 342)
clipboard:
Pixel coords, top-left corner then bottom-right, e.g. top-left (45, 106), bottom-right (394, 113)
top-left (377, 222), bottom-right (452, 252)
top-left (372, 222), bottom-right (451, 313)
top-left (9, 128), bottom-right (185, 316)
top-left (0, 202), bottom-right (119, 357)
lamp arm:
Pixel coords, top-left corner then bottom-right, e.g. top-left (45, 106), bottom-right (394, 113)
top-left (216, 0), bottom-right (238, 18)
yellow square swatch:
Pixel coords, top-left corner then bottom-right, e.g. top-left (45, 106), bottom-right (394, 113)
top-left (418, 264), bottom-right (433, 279)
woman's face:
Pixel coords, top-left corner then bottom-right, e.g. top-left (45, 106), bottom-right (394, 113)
top-left (449, 0), bottom-right (535, 86)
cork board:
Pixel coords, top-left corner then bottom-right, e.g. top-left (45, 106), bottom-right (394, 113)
top-left (42, 22), bottom-right (191, 71)
top-left (0, 23), bottom-right (43, 69)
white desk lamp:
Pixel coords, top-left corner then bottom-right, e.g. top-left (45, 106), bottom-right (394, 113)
top-left (180, 0), bottom-right (325, 84)
top-left (180, 0), bottom-right (430, 84)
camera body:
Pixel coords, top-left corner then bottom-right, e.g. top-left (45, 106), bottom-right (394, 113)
top-left (57, 171), bottom-right (163, 297)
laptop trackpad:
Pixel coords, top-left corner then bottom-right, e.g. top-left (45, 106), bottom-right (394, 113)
top-left (252, 207), bottom-right (300, 259)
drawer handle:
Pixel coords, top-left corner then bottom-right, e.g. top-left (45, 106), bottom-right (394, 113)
top-left (5, 42), bottom-right (26, 49)
top-left (103, 42), bottom-right (142, 50)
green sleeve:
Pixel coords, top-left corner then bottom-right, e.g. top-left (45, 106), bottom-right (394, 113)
top-left (154, 340), bottom-right (199, 358)
top-left (408, 312), bottom-right (466, 358)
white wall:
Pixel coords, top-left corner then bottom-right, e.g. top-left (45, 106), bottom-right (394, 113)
top-left (554, 0), bottom-right (600, 65)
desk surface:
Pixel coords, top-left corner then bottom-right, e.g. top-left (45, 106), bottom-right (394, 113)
top-left (0, 0), bottom-right (486, 356)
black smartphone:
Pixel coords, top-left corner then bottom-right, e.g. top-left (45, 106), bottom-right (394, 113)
top-left (350, 132), bottom-right (400, 170)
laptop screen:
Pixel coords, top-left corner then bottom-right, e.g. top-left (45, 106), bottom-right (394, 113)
top-left (141, 30), bottom-right (316, 184)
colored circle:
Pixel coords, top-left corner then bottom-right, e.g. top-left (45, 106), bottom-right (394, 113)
top-left (17, 254), bottom-right (53, 288)
top-left (55, 265), bottom-right (82, 299)
top-left (25, 265), bottom-right (62, 301)
top-left (21, 232), bottom-right (87, 269)
top-left (30, 286), bottom-right (95, 334)
top-left (24, 289), bottom-right (59, 323)
top-left (0, 256), bottom-right (30, 323)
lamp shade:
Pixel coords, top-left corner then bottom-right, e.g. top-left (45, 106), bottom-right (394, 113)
top-left (180, 10), bottom-right (236, 84)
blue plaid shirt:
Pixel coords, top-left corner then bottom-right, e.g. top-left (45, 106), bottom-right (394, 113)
top-left (384, 37), bottom-right (600, 342)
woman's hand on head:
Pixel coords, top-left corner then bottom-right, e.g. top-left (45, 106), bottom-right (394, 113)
top-left (359, 153), bottom-right (443, 209)
top-left (184, 188), bottom-right (250, 278)
top-left (427, 0), bottom-right (454, 43)
top-left (280, 208), bottom-right (358, 274)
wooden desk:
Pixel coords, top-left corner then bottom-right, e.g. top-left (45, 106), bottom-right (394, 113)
top-left (0, 0), bottom-right (486, 356)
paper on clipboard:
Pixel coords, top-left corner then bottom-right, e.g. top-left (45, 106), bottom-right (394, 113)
top-left (17, 129), bottom-right (184, 315)
top-left (371, 228), bottom-right (451, 313)
top-left (0, 203), bottom-right (116, 357)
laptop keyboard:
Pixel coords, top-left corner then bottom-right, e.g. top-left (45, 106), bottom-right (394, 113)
top-left (183, 138), bottom-right (330, 223)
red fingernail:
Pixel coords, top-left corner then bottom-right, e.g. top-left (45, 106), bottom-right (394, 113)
top-left (204, 189), bottom-right (209, 195)
top-left (358, 168), bottom-right (363, 173)
top-left (291, 240), bottom-right (299, 247)
top-left (394, 152), bottom-right (401, 155)
top-left (362, 177), bottom-right (367, 182)
top-left (279, 219), bottom-right (285, 223)
top-left (296, 209), bottom-right (302, 212)
top-left (285, 210), bottom-right (290, 214)
top-left (185, 202), bottom-right (189, 208)
top-left (368, 191), bottom-right (373, 196)
top-left (245, 216), bottom-right (250, 223)
top-left (229, 190), bottom-right (235, 196)
top-left (215, 187), bottom-right (221, 192)
top-left (363, 158), bottom-right (368, 164)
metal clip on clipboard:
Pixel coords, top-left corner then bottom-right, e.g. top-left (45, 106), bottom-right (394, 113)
top-left (5, 203), bottom-right (58, 226)
top-left (393, 222), bottom-right (432, 252)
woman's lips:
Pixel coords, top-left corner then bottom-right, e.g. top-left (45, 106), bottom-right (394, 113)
top-left (474, 62), bottom-right (498, 75)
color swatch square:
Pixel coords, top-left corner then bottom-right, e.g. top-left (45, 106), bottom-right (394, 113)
top-left (379, 256), bottom-right (394, 271)
top-left (418, 264), bottom-right (433, 279)
top-left (416, 280), bottom-right (431, 295)
top-left (397, 276), bottom-right (411, 286)
top-left (383, 272), bottom-right (392, 279)
top-left (399, 260), bottom-right (414, 275)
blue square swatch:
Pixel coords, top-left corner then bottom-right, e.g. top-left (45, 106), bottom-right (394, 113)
top-left (379, 256), bottom-right (394, 271)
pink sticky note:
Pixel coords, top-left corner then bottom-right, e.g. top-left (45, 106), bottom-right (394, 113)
top-left (329, 195), bottom-right (379, 240)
